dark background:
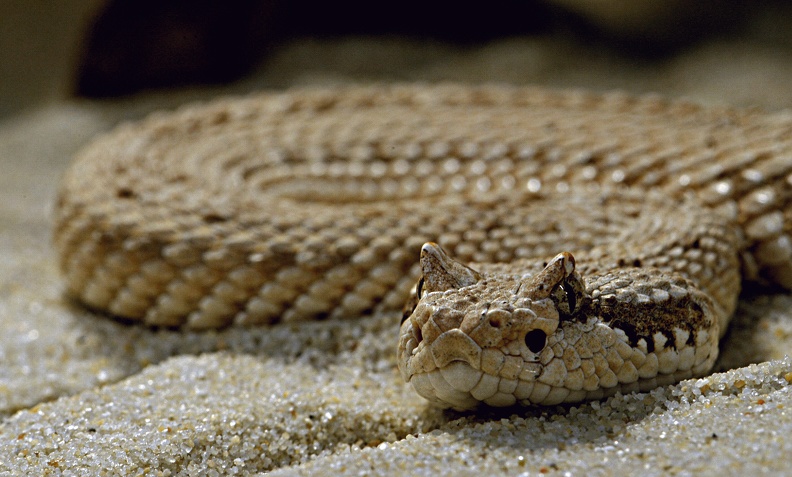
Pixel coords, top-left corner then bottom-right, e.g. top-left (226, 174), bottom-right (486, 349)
top-left (2, 0), bottom-right (791, 118)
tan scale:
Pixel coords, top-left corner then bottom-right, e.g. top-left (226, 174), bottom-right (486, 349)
top-left (54, 84), bottom-right (792, 409)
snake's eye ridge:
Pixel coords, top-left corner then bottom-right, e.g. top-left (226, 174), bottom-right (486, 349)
top-left (524, 329), bottom-right (547, 354)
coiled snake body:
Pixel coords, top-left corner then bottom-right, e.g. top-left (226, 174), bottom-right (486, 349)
top-left (55, 84), bottom-right (792, 409)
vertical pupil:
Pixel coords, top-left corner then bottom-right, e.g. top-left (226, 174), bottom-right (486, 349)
top-left (563, 281), bottom-right (576, 314)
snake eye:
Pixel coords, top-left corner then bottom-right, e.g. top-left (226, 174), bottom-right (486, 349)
top-left (400, 276), bottom-right (426, 325)
top-left (550, 283), bottom-right (571, 317)
top-left (551, 274), bottom-right (585, 319)
top-left (524, 329), bottom-right (547, 354)
top-left (562, 281), bottom-right (577, 314)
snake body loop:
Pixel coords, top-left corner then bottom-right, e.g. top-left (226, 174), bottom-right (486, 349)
top-left (54, 84), bottom-right (792, 408)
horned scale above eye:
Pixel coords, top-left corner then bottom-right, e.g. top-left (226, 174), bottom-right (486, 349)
top-left (417, 242), bottom-right (482, 295)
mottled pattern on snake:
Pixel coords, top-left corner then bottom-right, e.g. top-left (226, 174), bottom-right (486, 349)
top-left (54, 84), bottom-right (792, 409)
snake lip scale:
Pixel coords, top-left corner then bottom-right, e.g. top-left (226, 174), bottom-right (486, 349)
top-left (55, 83), bottom-right (792, 410)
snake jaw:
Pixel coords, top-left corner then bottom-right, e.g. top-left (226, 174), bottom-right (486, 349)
top-left (397, 297), bottom-right (561, 409)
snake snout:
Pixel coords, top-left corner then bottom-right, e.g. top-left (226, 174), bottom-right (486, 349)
top-left (427, 329), bottom-right (483, 370)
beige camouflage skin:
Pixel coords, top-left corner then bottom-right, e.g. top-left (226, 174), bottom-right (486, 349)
top-left (55, 84), bottom-right (792, 410)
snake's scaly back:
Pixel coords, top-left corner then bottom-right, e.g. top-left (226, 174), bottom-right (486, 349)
top-left (54, 84), bottom-right (792, 408)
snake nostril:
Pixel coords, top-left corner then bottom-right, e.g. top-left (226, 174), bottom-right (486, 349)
top-left (524, 329), bottom-right (547, 354)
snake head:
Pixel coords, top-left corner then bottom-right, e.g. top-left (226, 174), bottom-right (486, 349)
top-left (397, 243), bottom-right (590, 409)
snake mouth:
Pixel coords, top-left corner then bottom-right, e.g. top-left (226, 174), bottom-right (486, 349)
top-left (410, 359), bottom-right (546, 410)
top-left (411, 359), bottom-right (599, 409)
top-left (408, 361), bottom-right (486, 410)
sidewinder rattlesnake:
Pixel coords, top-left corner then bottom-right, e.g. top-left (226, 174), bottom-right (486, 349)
top-left (54, 84), bottom-right (792, 410)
